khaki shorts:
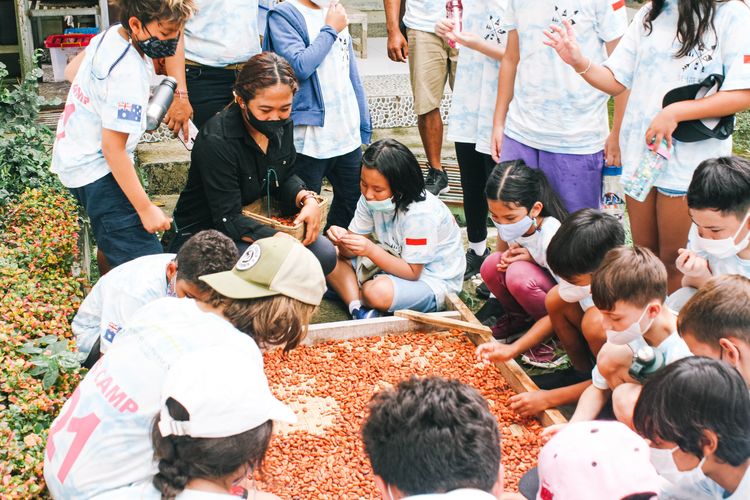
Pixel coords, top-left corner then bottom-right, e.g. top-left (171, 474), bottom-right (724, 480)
top-left (407, 28), bottom-right (458, 116)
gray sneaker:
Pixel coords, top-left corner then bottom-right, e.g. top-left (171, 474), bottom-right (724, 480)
top-left (425, 166), bottom-right (450, 195)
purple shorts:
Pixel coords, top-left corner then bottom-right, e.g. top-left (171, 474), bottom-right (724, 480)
top-left (500, 135), bottom-right (604, 214)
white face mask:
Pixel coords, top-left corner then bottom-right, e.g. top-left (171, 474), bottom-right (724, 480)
top-left (606, 304), bottom-right (656, 345)
top-left (494, 215), bottom-right (535, 243)
top-left (558, 279), bottom-right (591, 303)
top-left (650, 446), bottom-right (706, 485)
top-left (692, 214), bottom-right (750, 260)
top-left (365, 197), bottom-right (395, 213)
top-left (310, 0), bottom-right (330, 7)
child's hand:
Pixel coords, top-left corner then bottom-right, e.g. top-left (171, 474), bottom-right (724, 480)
top-left (542, 20), bottom-right (587, 70)
top-left (434, 18), bottom-right (455, 41)
top-left (449, 30), bottom-right (482, 50)
top-left (339, 233), bottom-right (372, 256)
top-left (676, 248), bottom-right (711, 279)
top-left (509, 391), bottom-right (551, 417)
top-left (138, 203), bottom-right (172, 233)
top-left (325, 1), bottom-right (348, 33)
top-left (326, 225), bottom-right (348, 245)
top-left (476, 342), bottom-right (517, 364)
top-left (503, 245), bottom-right (533, 264)
top-left (645, 105), bottom-right (678, 151)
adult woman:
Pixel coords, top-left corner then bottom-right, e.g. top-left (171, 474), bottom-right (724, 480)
top-left (169, 52), bottom-right (336, 275)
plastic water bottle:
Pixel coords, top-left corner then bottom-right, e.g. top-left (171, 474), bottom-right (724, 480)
top-left (445, 0), bottom-right (463, 48)
top-left (623, 140), bottom-right (671, 203)
top-left (601, 165), bottom-right (625, 221)
top-left (146, 76), bottom-right (177, 131)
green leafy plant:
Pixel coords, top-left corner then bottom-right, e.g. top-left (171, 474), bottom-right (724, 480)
top-left (18, 335), bottom-right (84, 389)
top-left (0, 51), bottom-right (61, 204)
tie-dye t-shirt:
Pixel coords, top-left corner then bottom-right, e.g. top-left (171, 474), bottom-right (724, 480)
top-left (51, 28), bottom-right (153, 188)
top-left (503, 0), bottom-right (628, 154)
top-left (44, 298), bottom-right (262, 499)
top-left (604, 1), bottom-right (750, 191)
top-left (447, 0), bottom-right (508, 155)
top-left (184, 0), bottom-right (261, 67)
top-left (290, 0), bottom-right (361, 159)
top-left (348, 192), bottom-right (466, 308)
top-left (404, 0), bottom-right (447, 33)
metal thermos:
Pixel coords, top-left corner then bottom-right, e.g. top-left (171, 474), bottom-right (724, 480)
top-left (628, 344), bottom-right (666, 382)
top-left (146, 76), bottom-right (177, 130)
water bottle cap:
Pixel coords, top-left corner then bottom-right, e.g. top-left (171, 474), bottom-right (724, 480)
top-left (603, 165), bottom-right (623, 175)
top-left (635, 345), bottom-right (656, 364)
top-left (161, 76), bottom-right (178, 90)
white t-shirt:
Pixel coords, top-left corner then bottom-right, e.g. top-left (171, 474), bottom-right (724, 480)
top-left (503, 0), bottom-right (627, 154)
top-left (44, 298), bottom-right (263, 499)
top-left (592, 331), bottom-right (692, 390)
top-left (94, 481), bottom-right (238, 499)
top-left (184, 0), bottom-right (261, 67)
top-left (290, 0), bottom-right (361, 159)
top-left (406, 489), bottom-right (497, 499)
top-left (404, 0), bottom-right (446, 33)
top-left (495, 216), bottom-right (561, 277)
top-left (447, 0), bottom-right (508, 155)
top-left (72, 253), bottom-right (175, 357)
top-left (51, 27), bottom-right (153, 188)
top-left (349, 192), bottom-right (466, 308)
top-left (604, 1), bottom-right (750, 191)
top-left (660, 464), bottom-right (750, 500)
top-left (686, 224), bottom-right (750, 279)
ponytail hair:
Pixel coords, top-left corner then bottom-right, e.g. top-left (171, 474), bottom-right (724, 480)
top-left (233, 52), bottom-right (298, 103)
top-left (152, 398), bottom-right (274, 500)
top-left (485, 160), bottom-right (568, 222)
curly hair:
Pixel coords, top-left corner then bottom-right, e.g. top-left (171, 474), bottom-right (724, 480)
top-left (175, 230), bottom-right (238, 292)
top-left (114, 0), bottom-right (196, 29)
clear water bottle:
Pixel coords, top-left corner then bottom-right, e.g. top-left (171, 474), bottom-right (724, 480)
top-left (445, 0), bottom-right (463, 48)
top-left (146, 76), bottom-right (177, 131)
top-left (601, 165), bottom-right (625, 221)
top-left (623, 140), bottom-right (671, 203)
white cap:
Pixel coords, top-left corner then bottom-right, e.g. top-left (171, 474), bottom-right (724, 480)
top-left (158, 348), bottom-right (296, 439)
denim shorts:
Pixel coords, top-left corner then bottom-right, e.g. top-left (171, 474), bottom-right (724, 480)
top-left (656, 187), bottom-right (687, 197)
top-left (69, 173), bottom-right (162, 267)
top-left (385, 274), bottom-right (438, 313)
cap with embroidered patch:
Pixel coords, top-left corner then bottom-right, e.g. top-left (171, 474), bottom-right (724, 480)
top-left (199, 236), bottom-right (325, 306)
top-left (158, 348), bottom-right (296, 439)
top-left (537, 421), bottom-right (661, 500)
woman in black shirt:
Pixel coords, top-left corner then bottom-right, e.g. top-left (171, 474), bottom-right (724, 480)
top-left (170, 53), bottom-right (336, 274)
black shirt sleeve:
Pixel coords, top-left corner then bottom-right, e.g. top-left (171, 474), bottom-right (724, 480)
top-left (192, 135), bottom-right (277, 241)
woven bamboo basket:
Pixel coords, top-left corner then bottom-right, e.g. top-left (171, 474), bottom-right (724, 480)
top-left (242, 195), bottom-right (329, 241)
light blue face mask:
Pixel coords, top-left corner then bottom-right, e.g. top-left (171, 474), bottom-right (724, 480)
top-left (494, 215), bottom-right (535, 242)
top-left (365, 197), bottom-right (396, 213)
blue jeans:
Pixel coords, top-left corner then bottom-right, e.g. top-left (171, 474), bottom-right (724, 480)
top-left (185, 65), bottom-right (238, 128)
top-left (294, 147), bottom-right (363, 230)
top-left (69, 173), bottom-right (162, 268)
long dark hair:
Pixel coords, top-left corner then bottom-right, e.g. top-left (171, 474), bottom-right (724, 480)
top-left (362, 139), bottom-right (426, 213)
top-left (233, 52), bottom-right (298, 102)
top-left (644, 0), bottom-right (731, 58)
top-left (485, 160), bottom-right (568, 222)
top-left (152, 398), bottom-right (273, 499)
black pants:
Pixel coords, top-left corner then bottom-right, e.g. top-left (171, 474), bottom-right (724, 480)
top-left (455, 142), bottom-right (495, 244)
top-left (185, 65), bottom-right (239, 128)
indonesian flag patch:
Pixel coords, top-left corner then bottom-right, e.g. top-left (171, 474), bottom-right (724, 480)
top-left (405, 238), bottom-right (428, 246)
top-left (612, 0), bottom-right (625, 10)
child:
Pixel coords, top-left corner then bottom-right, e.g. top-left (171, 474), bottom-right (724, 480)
top-left (326, 139), bottom-right (465, 319)
top-left (571, 246), bottom-right (691, 426)
top-left (677, 275), bottom-right (750, 386)
top-left (51, 0), bottom-right (195, 272)
top-left (72, 230), bottom-right (238, 365)
top-left (634, 357), bottom-right (750, 499)
top-left (44, 237), bottom-right (325, 498)
top-left (491, 0), bottom-right (628, 213)
top-left (505, 209), bottom-right (624, 417)
top-left (676, 157), bottom-right (750, 292)
top-left (434, 0), bottom-right (507, 280)
top-left (474, 161), bottom-right (567, 366)
top-left (520, 421), bottom-right (661, 500)
top-left (545, 2), bottom-right (750, 292)
top-left (263, 0), bottom-right (372, 230)
top-left (93, 349), bottom-right (289, 499)
top-left (361, 376), bottom-right (521, 499)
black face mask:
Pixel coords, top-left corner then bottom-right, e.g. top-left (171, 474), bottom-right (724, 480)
top-left (137, 25), bottom-right (179, 58)
top-left (241, 104), bottom-right (291, 143)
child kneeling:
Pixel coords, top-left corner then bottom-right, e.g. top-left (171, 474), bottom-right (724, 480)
top-left (327, 139), bottom-right (465, 319)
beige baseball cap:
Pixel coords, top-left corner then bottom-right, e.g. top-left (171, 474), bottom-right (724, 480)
top-left (199, 237), bottom-right (325, 306)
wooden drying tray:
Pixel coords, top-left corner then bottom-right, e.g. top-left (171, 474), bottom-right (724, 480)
top-left (303, 293), bottom-right (567, 427)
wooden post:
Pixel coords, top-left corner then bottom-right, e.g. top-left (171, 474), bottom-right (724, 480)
top-left (444, 293), bottom-right (568, 427)
top-left (14, 0), bottom-right (35, 75)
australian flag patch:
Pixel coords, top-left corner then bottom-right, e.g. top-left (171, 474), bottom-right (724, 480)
top-left (103, 322), bottom-right (122, 343)
top-left (117, 102), bottom-right (142, 122)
